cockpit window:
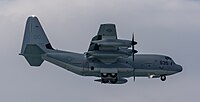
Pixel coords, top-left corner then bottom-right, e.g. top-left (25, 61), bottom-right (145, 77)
top-left (160, 56), bottom-right (175, 66)
top-left (165, 56), bottom-right (172, 60)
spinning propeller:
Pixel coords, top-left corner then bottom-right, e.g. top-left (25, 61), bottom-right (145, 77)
top-left (131, 33), bottom-right (138, 81)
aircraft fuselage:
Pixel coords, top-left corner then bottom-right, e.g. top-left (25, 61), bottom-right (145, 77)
top-left (42, 50), bottom-right (182, 80)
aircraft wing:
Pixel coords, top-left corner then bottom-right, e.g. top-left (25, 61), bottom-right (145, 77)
top-left (87, 24), bottom-right (132, 64)
top-left (97, 24), bottom-right (117, 40)
top-left (88, 24), bottom-right (117, 51)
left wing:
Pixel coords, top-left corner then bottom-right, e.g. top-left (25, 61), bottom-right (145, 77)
top-left (86, 24), bottom-right (132, 64)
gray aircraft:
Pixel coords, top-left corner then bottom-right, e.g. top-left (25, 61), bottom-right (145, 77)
top-left (20, 16), bottom-right (182, 84)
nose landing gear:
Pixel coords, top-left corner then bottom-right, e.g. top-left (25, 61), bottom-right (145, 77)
top-left (160, 75), bottom-right (166, 81)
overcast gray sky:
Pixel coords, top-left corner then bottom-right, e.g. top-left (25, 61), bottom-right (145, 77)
top-left (0, 0), bottom-right (200, 102)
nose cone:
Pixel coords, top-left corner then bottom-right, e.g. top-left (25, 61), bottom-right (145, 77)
top-left (176, 65), bottom-right (183, 72)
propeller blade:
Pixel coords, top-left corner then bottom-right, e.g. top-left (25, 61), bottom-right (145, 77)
top-left (132, 33), bottom-right (134, 61)
top-left (134, 50), bottom-right (138, 53)
top-left (132, 33), bottom-right (134, 45)
top-left (133, 68), bottom-right (135, 82)
top-left (131, 33), bottom-right (137, 45)
top-left (131, 33), bottom-right (137, 82)
top-left (131, 33), bottom-right (138, 61)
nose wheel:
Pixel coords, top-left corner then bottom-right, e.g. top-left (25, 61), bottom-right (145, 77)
top-left (160, 75), bottom-right (166, 81)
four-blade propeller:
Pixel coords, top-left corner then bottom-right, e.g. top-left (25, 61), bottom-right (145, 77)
top-left (131, 33), bottom-right (138, 81)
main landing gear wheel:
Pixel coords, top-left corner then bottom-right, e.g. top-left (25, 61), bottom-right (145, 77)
top-left (109, 73), bottom-right (117, 78)
top-left (102, 78), bottom-right (109, 83)
top-left (110, 77), bottom-right (118, 84)
top-left (101, 73), bottom-right (108, 77)
top-left (101, 73), bottom-right (118, 84)
top-left (160, 75), bottom-right (166, 81)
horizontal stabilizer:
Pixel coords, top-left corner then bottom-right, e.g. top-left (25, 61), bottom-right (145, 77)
top-left (20, 44), bottom-right (45, 66)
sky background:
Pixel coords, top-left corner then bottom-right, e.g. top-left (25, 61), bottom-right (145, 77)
top-left (0, 0), bottom-right (200, 102)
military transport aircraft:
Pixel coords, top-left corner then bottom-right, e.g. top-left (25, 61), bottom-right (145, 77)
top-left (20, 16), bottom-right (182, 84)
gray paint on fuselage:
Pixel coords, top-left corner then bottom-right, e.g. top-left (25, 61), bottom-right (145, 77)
top-left (42, 50), bottom-right (85, 76)
top-left (41, 50), bottom-right (181, 79)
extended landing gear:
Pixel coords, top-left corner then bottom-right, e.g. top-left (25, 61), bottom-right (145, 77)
top-left (102, 78), bottom-right (109, 83)
top-left (110, 77), bottom-right (118, 84)
top-left (101, 73), bottom-right (108, 77)
top-left (160, 75), bottom-right (166, 81)
top-left (110, 73), bottom-right (117, 77)
top-left (101, 73), bottom-right (118, 84)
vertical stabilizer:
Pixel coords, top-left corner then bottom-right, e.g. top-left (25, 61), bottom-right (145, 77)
top-left (20, 16), bottom-right (54, 66)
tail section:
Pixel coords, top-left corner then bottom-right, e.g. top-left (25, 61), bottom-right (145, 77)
top-left (20, 16), bottom-right (54, 66)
